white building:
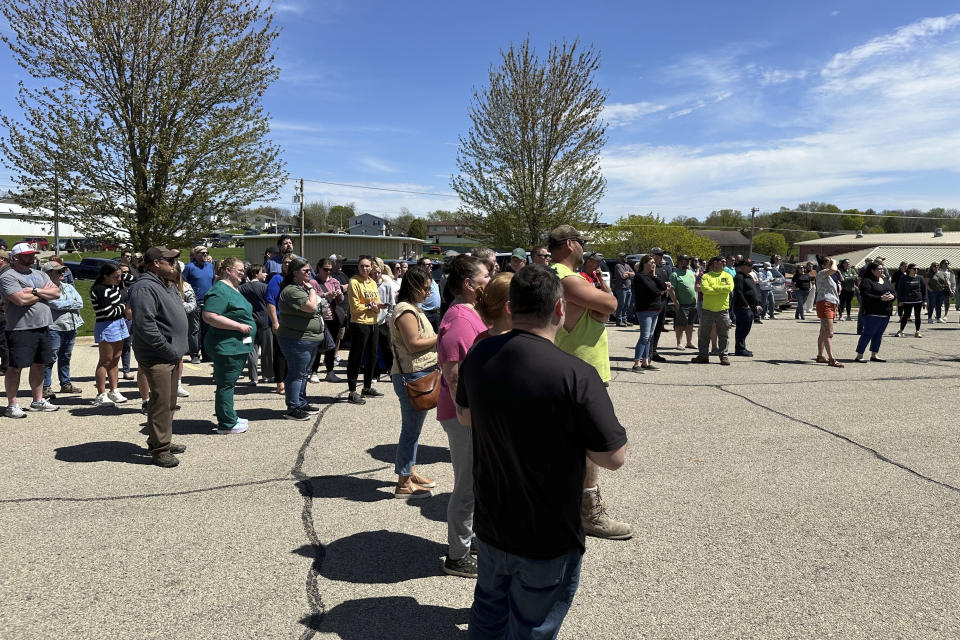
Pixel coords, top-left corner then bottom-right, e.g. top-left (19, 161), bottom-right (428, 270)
top-left (0, 198), bottom-right (81, 243)
top-left (347, 213), bottom-right (387, 236)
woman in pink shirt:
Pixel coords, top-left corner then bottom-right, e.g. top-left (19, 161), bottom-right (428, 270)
top-left (436, 255), bottom-right (490, 578)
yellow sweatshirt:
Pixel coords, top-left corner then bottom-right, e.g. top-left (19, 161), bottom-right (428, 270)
top-left (348, 276), bottom-right (379, 324)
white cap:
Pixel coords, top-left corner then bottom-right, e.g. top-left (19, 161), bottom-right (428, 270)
top-left (10, 242), bottom-right (38, 256)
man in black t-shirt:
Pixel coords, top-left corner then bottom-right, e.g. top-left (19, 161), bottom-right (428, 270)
top-left (456, 265), bottom-right (627, 639)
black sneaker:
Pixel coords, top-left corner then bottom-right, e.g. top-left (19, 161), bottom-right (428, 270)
top-left (189, 356), bottom-right (200, 365)
top-left (152, 451), bottom-right (180, 468)
top-left (169, 443), bottom-right (187, 454)
top-left (284, 408), bottom-right (311, 421)
top-left (443, 554), bottom-right (478, 578)
top-left (651, 354), bottom-right (667, 363)
top-left (347, 392), bottom-right (366, 405)
top-left (300, 404), bottom-right (321, 415)
top-left (361, 387), bottom-right (384, 398)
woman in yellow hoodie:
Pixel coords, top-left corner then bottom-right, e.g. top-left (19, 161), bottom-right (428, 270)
top-left (346, 256), bottom-right (386, 404)
top-left (692, 256), bottom-right (735, 365)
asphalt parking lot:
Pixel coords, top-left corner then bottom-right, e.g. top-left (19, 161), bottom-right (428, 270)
top-left (2, 315), bottom-right (960, 639)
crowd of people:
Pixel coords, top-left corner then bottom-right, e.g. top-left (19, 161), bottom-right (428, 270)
top-left (5, 228), bottom-right (960, 637)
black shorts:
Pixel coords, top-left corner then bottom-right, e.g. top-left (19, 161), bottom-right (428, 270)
top-left (6, 328), bottom-right (55, 369)
top-left (674, 304), bottom-right (698, 327)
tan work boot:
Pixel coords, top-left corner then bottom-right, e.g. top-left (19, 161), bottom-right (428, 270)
top-left (581, 487), bottom-right (632, 540)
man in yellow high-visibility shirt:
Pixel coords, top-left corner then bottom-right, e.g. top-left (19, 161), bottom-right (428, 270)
top-left (692, 256), bottom-right (735, 365)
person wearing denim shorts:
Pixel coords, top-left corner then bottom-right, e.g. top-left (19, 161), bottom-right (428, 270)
top-left (456, 265), bottom-right (627, 639)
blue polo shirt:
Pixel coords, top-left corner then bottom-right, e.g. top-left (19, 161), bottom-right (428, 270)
top-left (420, 278), bottom-right (441, 312)
top-left (183, 260), bottom-right (215, 301)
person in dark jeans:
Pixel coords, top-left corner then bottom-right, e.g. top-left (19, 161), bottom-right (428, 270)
top-left (894, 264), bottom-right (926, 338)
top-left (732, 260), bottom-right (763, 357)
top-left (456, 265), bottom-right (627, 638)
top-left (649, 247), bottom-right (670, 362)
top-left (855, 263), bottom-right (895, 362)
top-left (792, 267), bottom-right (811, 320)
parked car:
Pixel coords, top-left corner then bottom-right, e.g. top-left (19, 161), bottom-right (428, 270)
top-left (243, 229), bottom-right (260, 236)
top-left (205, 233), bottom-right (234, 248)
top-left (0, 238), bottom-right (7, 250)
top-left (62, 257), bottom-right (118, 280)
top-left (22, 237), bottom-right (49, 251)
top-left (57, 238), bottom-right (85, 253)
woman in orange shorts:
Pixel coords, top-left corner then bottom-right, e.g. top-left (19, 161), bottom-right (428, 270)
top-left (814, 258), bottom-right (843, 367)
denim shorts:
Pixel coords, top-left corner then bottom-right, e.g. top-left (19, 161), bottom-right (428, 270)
top-left (94, 318), bottom-right (130, 344)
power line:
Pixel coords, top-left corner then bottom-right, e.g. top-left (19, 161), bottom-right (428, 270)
top-left (300, 178), bottom-right (459, 198)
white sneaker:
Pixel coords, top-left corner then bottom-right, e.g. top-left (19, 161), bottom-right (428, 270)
top-left (938, 318), bottom-right (947, 323)
top-left (5, 404), bottom-right (26, 418)
top-left (28, 399), bottom-right (59, 412)
top-left (892, 331), bottom-right (902, 338)
top-left (107, 389), bottom-right (128, 404)
top-left (215, 420), bottom-right (248, 434)
top-left (92, 393), bottom-right (115, 407)
top-left (916, 331), bottom-right (923, 338)
top-left (334, 355), bottom-right (341, 366)
top-left (309, 374), bottom-right (320, 383)
top-left (177, 385), bottom-right (190, 398)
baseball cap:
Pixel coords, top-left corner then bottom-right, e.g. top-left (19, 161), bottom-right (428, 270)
top-left (763, 261), bottom-right (772, 268)
top-left (10, 242), bottom-right (38, 256)
top-left (42, 261), bottom-right (67, 273)
top-left (328, 254), bottom-right (340, 261)
top-left (677, 254), bottom-right (690, 261)
top-left (650, 246), bottom-right (665, 256)
top-left (583, 251), bottom-right (604, 261)
top-left (511, 248), bottom-right (526, 260)
top-left (548, 225), bottom-right (590, 247)
top-left (144, 246), bottom-right (181, 263)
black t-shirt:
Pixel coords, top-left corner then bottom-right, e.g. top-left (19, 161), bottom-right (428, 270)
top-left (239, 280), bottom-right (269, 328)
top-left (792, 272), bottom-right (811, 291)
top-left (456, 330), bottom-right (627, 559)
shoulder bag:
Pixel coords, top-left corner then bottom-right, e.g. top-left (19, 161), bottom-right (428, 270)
top-left (391, 314), bottom-right (441, 411)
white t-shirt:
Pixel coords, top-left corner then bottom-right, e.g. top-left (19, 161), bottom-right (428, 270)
top-left (815, 271), bottom-right (839, 304)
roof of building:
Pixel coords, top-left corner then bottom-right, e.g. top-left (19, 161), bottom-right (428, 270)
top-left (822, 245), bottom-right (960, 269)
top-left (796, 231), bottom-right (960, 246)
top-left (694, 230), bottom-right (750, 245)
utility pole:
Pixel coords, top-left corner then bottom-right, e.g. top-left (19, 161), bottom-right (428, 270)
top-left (748, 207), bottom-right (759, 258)
top-left (297, 178), bottom-right (305, 255)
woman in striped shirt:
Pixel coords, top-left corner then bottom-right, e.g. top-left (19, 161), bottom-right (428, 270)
top-left (90, 262), bottom-right (130, 407)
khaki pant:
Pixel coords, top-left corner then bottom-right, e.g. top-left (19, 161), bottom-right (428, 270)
top-left (142, 361), bottom-right (179, 454)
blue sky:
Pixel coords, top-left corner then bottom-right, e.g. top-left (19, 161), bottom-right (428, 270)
top-left (3, 1), bottom-right (960, 223)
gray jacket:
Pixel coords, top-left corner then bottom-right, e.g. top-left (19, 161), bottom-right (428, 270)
top-left (128, 270), bottom-right (188, 364)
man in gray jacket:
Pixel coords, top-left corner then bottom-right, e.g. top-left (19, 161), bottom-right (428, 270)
top-left (128, 247), bottom-right (188, 468)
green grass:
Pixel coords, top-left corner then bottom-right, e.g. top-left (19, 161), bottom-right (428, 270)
top-left (71, 279), bottom-right (95, 337)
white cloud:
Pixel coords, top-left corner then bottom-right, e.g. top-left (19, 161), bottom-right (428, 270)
top-left (759, 68), bottom-right (808, 86)
top-left (359, 156), bottom-right (398, 174)
top-left (603, 102), bottom-right (667, 127)
top-left (275, 3), bottom-right (304, 14)
top-left (822, 13), bottom-right (960, 79)
top-left (599, 14), bottom-right (960, 218)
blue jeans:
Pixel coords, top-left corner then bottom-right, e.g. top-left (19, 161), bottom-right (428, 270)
top-left (614, 289), bottom-right (632, 324)
top-left (277, 335), bottom-right (319, 411)
top-left (469, 540), bottom-right (582, 640)
top-left (794, 290), bottom-right (809, 319)
top-left (44, 329), bottom-right (77, 388)
top-left (633, 310), bottom-right (659, 361)
top-left (927, 291), bottom-right (943, 319)
top-left (761, 290), bottom-right (775, 318)
top-left (392, 370), bottom-right (433, 476)
top-left (856, 315), bottom-right (890, 355)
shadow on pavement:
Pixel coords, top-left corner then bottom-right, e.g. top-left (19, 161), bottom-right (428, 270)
top-left (297, 476), bottom-right (395, 503)
top-left (54, 440), bottom-right (152, 465)
top-left (136, 419), bottom-right (217, 436)
top-left (302, 596), bottom-right (468, 638)
top-left (307, 530), bottom-right (446, 584)
top-left (366, 443), bottom-right (450, 465)
top-left (406, 491), bottom-right (449, 523)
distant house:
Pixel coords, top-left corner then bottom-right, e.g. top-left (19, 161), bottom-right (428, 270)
top-left (348, 213), bottom-right (387, 236)
top-left (695, 230), bottom-right (751, 256)
top-left (425, 221), bottom-right (489, 250)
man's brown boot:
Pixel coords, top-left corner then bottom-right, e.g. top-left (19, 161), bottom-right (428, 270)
top-left (582, 487), bottom-right (632, 540)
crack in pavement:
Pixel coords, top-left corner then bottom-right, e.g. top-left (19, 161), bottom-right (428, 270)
top-left (292, 392), bottom-right (346, 640)
top-left (0, 476), bottom-right (293, 504)
top-left (717, 386), bottom-right (960, 495)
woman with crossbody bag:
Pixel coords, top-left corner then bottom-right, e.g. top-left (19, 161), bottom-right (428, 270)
top-left (389, 267), bottom-right (439, 499)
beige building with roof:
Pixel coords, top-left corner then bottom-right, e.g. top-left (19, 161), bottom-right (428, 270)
top-left (795, 230), bottom-right (960, 268)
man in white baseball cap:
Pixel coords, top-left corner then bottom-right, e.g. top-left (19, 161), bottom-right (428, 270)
top-left (0, 243), bottom-right (61, 417)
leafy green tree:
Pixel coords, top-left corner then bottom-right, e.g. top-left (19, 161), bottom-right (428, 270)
top-left (881, 213), bottom-right (904, 233)
top-left (751, 232), bottom-right (788, 258)
top-left (702, 209), bottom-right (745, 230)
top-left (0, 0), bottom-right (286, 251)
top-left (407, 218), bottom-right (426, 239)
top-left (593, 214), bottom-right (718, 258)
top-left (451, 37), bottom-right (607, 247)
top-left (327, 204), bottom-right (356, 232)
top-left (427, 209), bottom-right (457, 222)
